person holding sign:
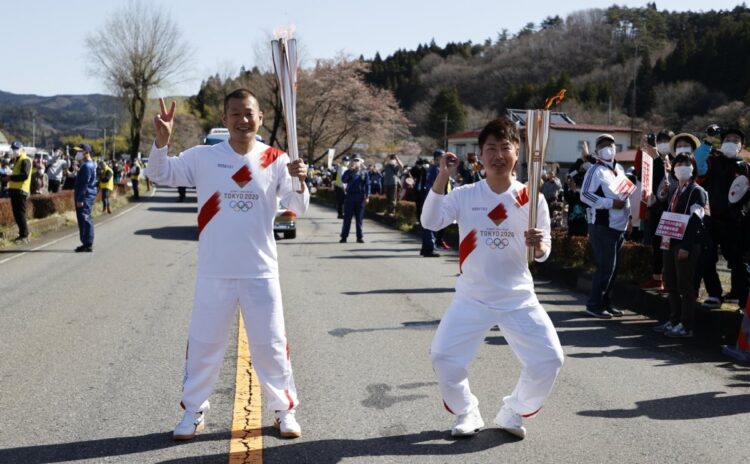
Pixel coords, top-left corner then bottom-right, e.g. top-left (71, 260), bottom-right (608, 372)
top-left (580, 134), bottom-right (632, 319)
top-left (653, 153), bottom-right (707, 338)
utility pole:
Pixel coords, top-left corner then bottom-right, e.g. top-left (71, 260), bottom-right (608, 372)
top-left (443, 113), bottom-right (450, 151)
top-left (103, 128), bottom-right (108, 160)
top-left (630, 41), bottom-right (638, 148)
top-left (32, 112), bottom-right (36, 148)
top-left (112, 119), bottom-right (117, 160)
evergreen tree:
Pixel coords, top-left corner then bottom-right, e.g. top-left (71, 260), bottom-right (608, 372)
top-left (427, 88), bottom-right (467, 141)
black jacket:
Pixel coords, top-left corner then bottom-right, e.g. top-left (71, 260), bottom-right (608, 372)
top-left (665, 181), bottom-right (707, 252)
top-left (703, 156), bottom-right (750, 220)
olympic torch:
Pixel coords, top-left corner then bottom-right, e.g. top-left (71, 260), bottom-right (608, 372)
top-left (271, 26), bottom-right (301, 192)
top-left (525, 89), bottom-right (566, 262)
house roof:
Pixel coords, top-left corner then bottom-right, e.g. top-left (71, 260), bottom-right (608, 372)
top-left (448, 123), bottom-right (639, 140)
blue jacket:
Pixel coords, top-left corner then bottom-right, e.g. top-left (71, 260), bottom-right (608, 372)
top-left (75, 159), bottom-right (98, 203)
top-left (342, 169), bottom-right (370, 197)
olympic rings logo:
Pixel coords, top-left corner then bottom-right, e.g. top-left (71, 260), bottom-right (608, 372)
top-left (229, 200), bottom-right (253, 212)
top-left (486, 237), bottom-right (509, 249)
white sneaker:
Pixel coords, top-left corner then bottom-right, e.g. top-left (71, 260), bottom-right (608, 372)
top-left (451, 407), bottom-right (484, 437)
top-left (173, 405), bottom-right (209, 441)
top-left (274, 410), bottom-right (302, 438)
top-left (494, 405), bottom-right (526, 439)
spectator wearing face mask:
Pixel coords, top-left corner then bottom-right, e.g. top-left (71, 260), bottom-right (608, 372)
top-left (334, 156), bottom-right (349, 219)
top-left (580, 134), bottom-right (632, 319)
top-left (700, 129), bottom-right (750, 310)
top-left (30, 158), bottom-right (49, 195)
top-left (0, 158), bottom-right (11, 197)
top-left (382, 154), bottom-right (403, 215)
top-left (46, 149), bottom-right (68, 193)
top-left (2, 141), bottom-right (33, 243)
top-left (457, 152), bottom-right (483, 185)
top-left (653, 152), bottom-right (707, 338)
top-left (639, 130), bottom-right (675, 292)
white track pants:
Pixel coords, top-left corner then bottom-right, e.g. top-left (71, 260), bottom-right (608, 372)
top-left (430, 297), bottom-right (563, 417)
top-left (181, 277), bottom-right (297, 413)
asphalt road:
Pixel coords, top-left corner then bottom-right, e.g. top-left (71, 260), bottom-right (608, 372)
top-left (1, 187), bottom-right (749, 464)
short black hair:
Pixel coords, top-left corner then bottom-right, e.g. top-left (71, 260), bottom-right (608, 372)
top-left (657, 129), bottom-right (675, 142)
top-left (672, 153), bottom-right (698, 179)
top-left (223, 88), bottom-right (260, 114)
top-left (478, 118), bottom-right (520, 148)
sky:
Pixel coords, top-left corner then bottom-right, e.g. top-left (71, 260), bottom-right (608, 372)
top-left (1, 0), bottom-right (745, 97)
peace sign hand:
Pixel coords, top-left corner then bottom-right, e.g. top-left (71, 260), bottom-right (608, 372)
top-left (154, 98), bottom-right (176, 149)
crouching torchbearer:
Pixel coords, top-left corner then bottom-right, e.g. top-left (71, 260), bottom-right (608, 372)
top-left (147, 89), bottom-right (309, 440)
top-left (421, 118), bottom-right (564, 439)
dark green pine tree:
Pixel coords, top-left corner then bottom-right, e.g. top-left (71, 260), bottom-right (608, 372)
top-left (624, 48), bottom-right (656, 117)
top-left (427, 88), bottom-right (467, 140)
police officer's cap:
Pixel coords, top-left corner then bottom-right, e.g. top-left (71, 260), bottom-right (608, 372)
top-left (433, 149), bottom-right (446, 159)
top-left (73, 143), bottom-right (93, 153)
top-left (10, 140), bottom-right (22, 150)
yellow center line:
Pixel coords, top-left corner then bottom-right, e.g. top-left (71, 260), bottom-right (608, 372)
top-left (229, 314), bottom-right (263, 464)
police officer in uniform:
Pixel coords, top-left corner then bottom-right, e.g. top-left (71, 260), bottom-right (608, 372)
top-left (2, 141), bottom-right (32, 243)
top-left (339, 154), bottom-right (370, 243)
top-left (73, 144), bottom-right (98, 252)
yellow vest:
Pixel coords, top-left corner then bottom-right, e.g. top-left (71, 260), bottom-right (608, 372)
top-left (8, 153), bottom-right (32, 193)
top-left (130, 161), bottom-right (142, 180)
top-left (99, 165), bottom-right (114, 190)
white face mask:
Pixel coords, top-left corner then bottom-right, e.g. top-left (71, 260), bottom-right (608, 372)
top-left (388, 160), bottom-right (397, 166)
top-left (657, 143), bottom-right (670, 155)
top-left (74, 152), bottom-right (84, 161)
top-left (721, 142), bottom-right (740, 158)
top-left (674, 165), bottom-right (693, 181)
top-left (674, 146), bottom-right (692, 156)
top-left (11, 149), bottom-right (20, 158)
top-left (597, 146), bottom-right (616, 162)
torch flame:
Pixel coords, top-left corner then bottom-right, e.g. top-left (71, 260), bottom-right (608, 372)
top-left (544, 88), bottom-right (567, 110)
top-left (273, 24), bottom-right (297, 41)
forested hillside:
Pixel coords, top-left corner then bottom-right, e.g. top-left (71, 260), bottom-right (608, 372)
top-left (360, 4), bottom-right (750, 139)
top-left (4, 4), bottom-right (750, 157)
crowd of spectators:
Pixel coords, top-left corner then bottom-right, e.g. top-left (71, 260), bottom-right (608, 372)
top-left (308, 123), bottom-right (749, 340)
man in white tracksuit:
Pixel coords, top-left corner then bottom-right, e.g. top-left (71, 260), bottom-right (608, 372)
top-left (421, 117), bottom-right (564, 439)
top-left (147, 89), bottom-right (309, 440)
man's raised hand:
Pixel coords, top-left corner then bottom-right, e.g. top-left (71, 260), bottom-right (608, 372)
top-left (154, 98), bottom-right (176, 149)
top-left (439, 152), bottom-right (459, 174)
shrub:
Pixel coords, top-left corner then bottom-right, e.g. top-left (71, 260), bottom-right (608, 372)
top-left (549, 231), bottom-right (653, 284)
top-left (0, 198), bottom-right (17, 227)
top-left (30, 192), bottom-right (75, 219)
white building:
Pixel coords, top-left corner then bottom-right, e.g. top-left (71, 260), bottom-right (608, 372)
top-left (447, 110), bottom-right (641, 178)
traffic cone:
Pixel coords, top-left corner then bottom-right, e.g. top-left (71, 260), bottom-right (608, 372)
top-left (722, 297), bottom-right (750, 362)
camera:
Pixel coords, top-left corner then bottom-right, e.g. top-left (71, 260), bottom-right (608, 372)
top-left (646, 133), bottom-right (656, 146)
top-left (706, 124), bottom-right (721, 138)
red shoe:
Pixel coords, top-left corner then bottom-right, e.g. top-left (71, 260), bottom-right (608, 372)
top-left (639, 278), bottom-right (663, 291)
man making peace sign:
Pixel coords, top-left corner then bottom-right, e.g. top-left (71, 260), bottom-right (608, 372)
top-left (147, 89), bottom-right (309, 440)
